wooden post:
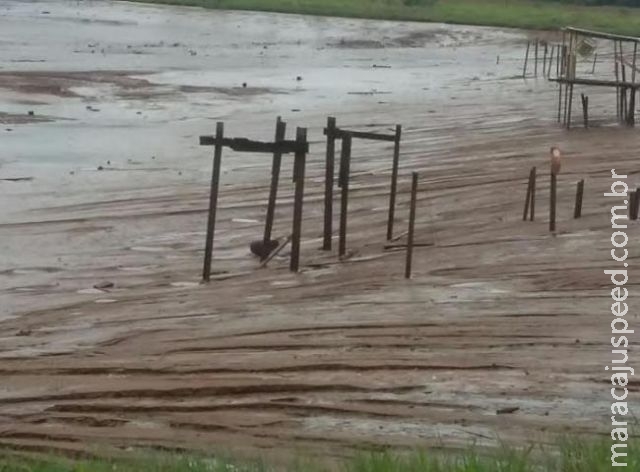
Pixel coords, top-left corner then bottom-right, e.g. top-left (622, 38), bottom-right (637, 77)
top-left (629, 191), bottom-right (636, 220)
top-left (523, 41), bottom-right (530, 78)
top-left (574, 179), bottom-right (584, 219)
top-left (339, 135), bottom-right (352, 258)
top-left (543, 42), bottom-right (547, 77)
top-left (202, 122), bottom-right (224, 282)
top-left (547, 45), bottom-right (554, 77)
top-left (633, 188), bottom-right (640, 220)
top-left (262, 117), bottom-right (286, 259)
top-left (567, 83), bottom-right (574, 129)
top-left (550, 147), bottom-right (561, 232)
top-left (550, 172), bottom-right (557, 232)
top-left (581, 93), bottom-right (589, 128)
top-left (628, 89), bottom-right (636, 127)
top-left (534, 39), bottom-right (539, 77)
top-left (591, 53), bottom-right (597, 74)
top-left (387, 125), bottom-right (402, 240)
top-left (530, 166), bottom-right (536, 221)
top-left (290, 127), bottom-right (307, 272)
top-left (405, 172), bottom-right (418, 279)
top-left (523, 166), bottom-right (536, 221)
top-left (323, 117), bottom-right (337, 250)
top-left (615, 41), bottom-right (621, 121)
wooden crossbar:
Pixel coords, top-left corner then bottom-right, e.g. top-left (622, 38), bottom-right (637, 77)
top-left (199, 136), bottom-right (308, 154)
top-left (323, 127), bottom-right (396, 142)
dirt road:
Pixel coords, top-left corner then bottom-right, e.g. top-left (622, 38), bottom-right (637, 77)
top-left (0, 0), bottom-right (638, 459)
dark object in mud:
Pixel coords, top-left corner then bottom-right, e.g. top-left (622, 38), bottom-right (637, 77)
top-left (242, 82), bottom-right (247, 88)
top-left (94, 281), bottom-right (115, 290)
top-left (296, 76), bottom-right (302, 81)
top-left (28, 110), bottom-right (34, 116)
top-left (97, 166), bottom-right (104, 171)
top-left (250, 239), bottom-right (280, 259)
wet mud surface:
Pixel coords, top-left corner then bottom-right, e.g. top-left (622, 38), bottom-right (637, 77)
top-left (0, 0), bottom-right (638, 459)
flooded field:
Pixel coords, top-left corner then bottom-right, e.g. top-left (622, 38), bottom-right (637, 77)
top-left (1, 0), bottom-right (639, 459)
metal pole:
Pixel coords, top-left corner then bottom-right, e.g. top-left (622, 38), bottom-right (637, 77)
top-left (202, 122), bottom-right (224, 282)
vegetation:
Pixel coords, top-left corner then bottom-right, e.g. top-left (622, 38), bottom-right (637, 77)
top-left (135, 0), bottom-right (640, 36)
top-left (1, 435), bottom-right (639, 471)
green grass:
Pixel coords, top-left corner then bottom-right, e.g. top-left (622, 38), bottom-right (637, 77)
top-left (1, 435), bottom-right (639, 471)
top-left (132, 0), bottom-right (640, 36)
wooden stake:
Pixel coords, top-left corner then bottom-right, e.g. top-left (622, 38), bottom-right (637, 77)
top-left (629, 191), bottom-right (636, 220)
top-left (323, 117), bottom-right (337, 250)
top-left (543, 42), bottom-right (547, 77)
top-left (262, 117), bottom-right (286, 260)
top-left (534, 39), bottom-right (539, 77)
top-left (523, 166), bottom-right (535, 221)
top-left (530, 166), bottom-right (536, 221)
top-left (550, 172), bottom-right (557, 232)
top-left (405, 172), bottom-right (418, 279)
top-left (591, 53), bottom-right (597, 74)
top-left (581, 93), bottom-right (589, 128)
top-left (290, 127), bottom-right (307, 272)
top-left (387, 125), bottom-right (402, 240)
top-left (339, 135), bottom-right (352, 258)
top-left (567, 83), bottom-right (574, 129)
top-left (202, 122), bottom-right (224, 282)
top-left (523, 41), bottom-right (530, 78)
top-left (633, 188), bottom-right (640, 220)
top-left (574, 179), bottom-right (584, 219)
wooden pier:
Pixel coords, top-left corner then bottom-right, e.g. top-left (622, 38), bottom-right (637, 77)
top-left (551, 27), bottom-right (639, 128)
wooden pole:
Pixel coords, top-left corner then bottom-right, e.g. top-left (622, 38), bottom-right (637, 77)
top-left (323, 117), bottom-right (337, 250)
top-left (633, 89), bottom-right (637, 125)
top-left (387, 125), bottom-right (402, 240)
top-left (405, 172), bottom-right (418, 279)
top-left (567, 83), bottom-right (574, 129)
top-left (633, 188), bottom-right (640, 220)
top-left (523, 166), bottom-right (535, 221)
top-left (262, 117), bottom-right (286, 260)
top-left (534, 39), bottom-right (539, 77)
top-left (523, 41), bottom-right (530, 78)
top-left (202, 122), bottom-right (224, 282)
top-left (581, 93), bottom-right (589, 128)
top-left (547, 45), bottom-right (554, 77)
top-left (530, 166), bottom-right (536, 221)
top-left (574, 179), bottom-right (584, 219)
top-left (615, 41), bottom-right (621, 121)
top-left (550, 172), bottom-right (557, 232)
top-left (592, 52), bottom-right (597, 74)
top-left (543, 42), bottom-right (547, 77)
top-left (339, 135), bottom-right (352, 258)
top-left (290, 127), bottom-right (307, 272)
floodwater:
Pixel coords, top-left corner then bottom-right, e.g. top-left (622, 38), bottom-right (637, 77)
top-left (1, 0), bottom-right (639, 459)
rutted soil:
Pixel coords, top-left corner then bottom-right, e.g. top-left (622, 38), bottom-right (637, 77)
top-left (0, 0), bottom-right (638, 461)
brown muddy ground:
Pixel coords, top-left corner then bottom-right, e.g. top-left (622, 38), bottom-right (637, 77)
top-left (0, 0), bottom-right (639, 460)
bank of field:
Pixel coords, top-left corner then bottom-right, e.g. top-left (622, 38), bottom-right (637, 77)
top-left (134, 0), bottom-right (640, 36)
top-left (1, 436), bottom-right (639, 472)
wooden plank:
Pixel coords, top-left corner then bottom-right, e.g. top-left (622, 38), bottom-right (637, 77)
top-left (199, 136), bottom-right (308, 154)
top-left (563, 27), bottom-right (640, 44)
top-left (324, 127), bottom-right (396, 142)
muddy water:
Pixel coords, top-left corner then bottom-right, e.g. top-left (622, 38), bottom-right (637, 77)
top-left (1, 0), bottom-right (636, 459)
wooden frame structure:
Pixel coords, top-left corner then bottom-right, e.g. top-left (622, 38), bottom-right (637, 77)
top-left (199, 122), bottom-right (309, 281)
top-left (322, 117), bottom-right (402, 251)
top-left (550, 27), bottom-right (639, 128)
